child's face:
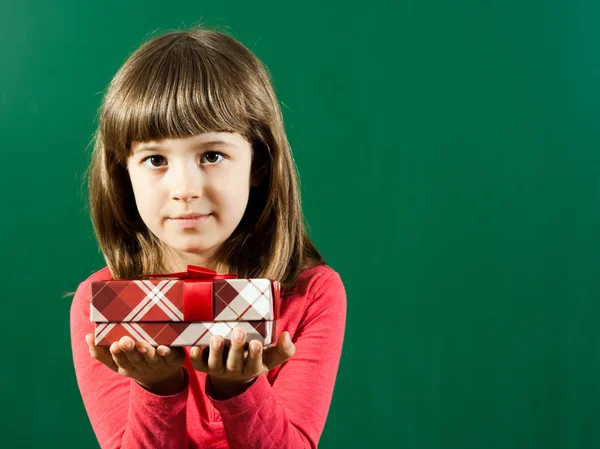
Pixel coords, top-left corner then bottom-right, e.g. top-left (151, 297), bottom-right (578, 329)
top-left (127, 132), bottom-right (257, 269)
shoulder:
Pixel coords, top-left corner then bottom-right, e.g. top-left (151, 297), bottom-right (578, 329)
top-left (284, 264), bottom-right (347, 338)
top-left (84, 266), bottom-right (113, 283)
top-left (290, 263), bottom-right (347, 311)
top-left (296, 263), bottom-right (344, 295)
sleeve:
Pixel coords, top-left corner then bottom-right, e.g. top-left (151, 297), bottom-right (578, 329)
top-left (70, 278), bottom-right (191, 449)
top-left (206, 270), bottom-right (347, 449)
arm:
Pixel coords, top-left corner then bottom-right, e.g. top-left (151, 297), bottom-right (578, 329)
top-left (70, 278), bottom-right (190, 449)
top-left (207, 270), bottom-right (347, 449)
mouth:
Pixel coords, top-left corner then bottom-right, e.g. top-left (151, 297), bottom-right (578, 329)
top-left (169, 213), bottom-right (212, 227)
top-left (172, 213), bottom-right (210, 219)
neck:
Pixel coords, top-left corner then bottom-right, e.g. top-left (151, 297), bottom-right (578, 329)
top-left (161, 245), bottom-right (219, 273)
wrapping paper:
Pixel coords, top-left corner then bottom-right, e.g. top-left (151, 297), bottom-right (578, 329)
top-left (90, 265), bottom-right (280, 322)
top-left (94, 320), bottom-right (275, 347)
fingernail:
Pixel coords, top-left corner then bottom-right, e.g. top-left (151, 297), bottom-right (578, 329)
top-left (233, 328), bottom-right (244, 342)
top-left (251, 342), bottom-right (261, 353)
top-left (284, 333), bottom-right (292, 348)
top-left (123, 342), bottom-right (133, 351)
top-left (138, 346), bottom-right (147, 354)
top-left (212, 337), bottom-right (222, 350)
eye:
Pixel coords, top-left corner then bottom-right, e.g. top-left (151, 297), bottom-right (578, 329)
top-left (142, 155), bottom-right (167, 169)
top-left (201, 151), bottom-right (225, 165)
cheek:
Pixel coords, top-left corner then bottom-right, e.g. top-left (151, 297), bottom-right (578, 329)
top-left (129, 175), bottom-right (160, 218)
top-left (214, 180), bottom-right (250, 215)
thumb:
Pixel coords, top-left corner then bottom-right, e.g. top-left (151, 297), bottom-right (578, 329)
top-left (85, 333), bottom-right (118, 372)
top-left (263, 332), bottom-right (295, 371)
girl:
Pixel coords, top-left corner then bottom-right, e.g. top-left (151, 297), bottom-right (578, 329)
top-left (70, 27), bottom-right (347, 449)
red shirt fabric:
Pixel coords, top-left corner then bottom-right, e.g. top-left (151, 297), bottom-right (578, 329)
top-left (70, 264), bottom-right (347, 449)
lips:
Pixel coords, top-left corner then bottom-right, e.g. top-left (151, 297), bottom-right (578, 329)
top-left (172, 213), bottom-right (210, 219)
top-left (169, 213), bottom-right (211, 228)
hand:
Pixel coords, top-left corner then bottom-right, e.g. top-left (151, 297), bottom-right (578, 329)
top-left (85, 334), bottom-right (186, 395)
top-left (190, 327), bottom-right (296, 398)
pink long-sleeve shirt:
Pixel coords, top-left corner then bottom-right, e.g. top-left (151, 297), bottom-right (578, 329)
top-left (70, 264), bottom-right (347, 449)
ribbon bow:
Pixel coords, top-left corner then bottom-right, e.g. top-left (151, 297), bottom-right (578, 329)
top-left (141, 265), bottom-right (238, 280)
top-left (139, 265), bottom-right (237, 321)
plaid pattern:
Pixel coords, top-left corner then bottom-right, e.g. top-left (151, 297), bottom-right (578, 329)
top-left (94, 320), bottom-right (275, 347)
top-left (91, 278), bottom-right (276, 322)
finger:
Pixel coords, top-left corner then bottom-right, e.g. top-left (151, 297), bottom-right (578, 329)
top-left (244, 340), bottom-right (263, 376)
top-left (190, 345), bottom-right (208, 372)
top-left (110, 341), bottom-right (136, 372)
top-left (135, 340), bottom-right (163, 367)
top-left (208, 336), bottom-right (225, 373)
top-left (86, 334), bottom-right (118, 372)
top-left (120, 337), bottom-right (150, 370)
top-left (163, 346), bottom-right (186, 368)
top-left (226, 327), bottom-right (246, 373)
top-left (156, 345), bottom-right (185, 368)
top-left (262, 332), bottom-right (295, 371)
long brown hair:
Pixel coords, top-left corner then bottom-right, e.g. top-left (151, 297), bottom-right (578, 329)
top-left (85, 27), bottom-right (324, 292)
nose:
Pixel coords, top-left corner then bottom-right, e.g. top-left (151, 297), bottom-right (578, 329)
top-left (170, 160), bottom-right (203, 203)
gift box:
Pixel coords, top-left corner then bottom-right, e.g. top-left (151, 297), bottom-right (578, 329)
top-left (94, 320), bottom-right (275, 347)
top-left (91, 265), bottom-right (279, 347)
top-left (91, 266), bottom-right (280, 322)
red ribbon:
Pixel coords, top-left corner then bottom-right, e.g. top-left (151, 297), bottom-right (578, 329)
top-left (142, 265), bottom-right (238, 281)
top-left (141, 265), bottom-right (238, 321)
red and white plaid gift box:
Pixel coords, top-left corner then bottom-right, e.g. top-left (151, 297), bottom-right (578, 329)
top-left (90, 265), bottom-right (279, 347)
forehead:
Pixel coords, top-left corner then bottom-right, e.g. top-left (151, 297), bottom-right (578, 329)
top-left (130, 132), bottom-right (249, 154)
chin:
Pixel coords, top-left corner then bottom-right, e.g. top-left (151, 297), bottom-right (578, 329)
top-left (169, 238), bottom-right (222, 255)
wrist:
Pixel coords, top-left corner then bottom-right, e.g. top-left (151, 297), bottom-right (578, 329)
top-left (208, 376), bottom-right (257, 399)
top-left (138, 368), bottom-right (187, 396)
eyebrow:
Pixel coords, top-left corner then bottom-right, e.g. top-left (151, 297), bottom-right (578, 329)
top-left (133, 140), bottom-right (234, 154)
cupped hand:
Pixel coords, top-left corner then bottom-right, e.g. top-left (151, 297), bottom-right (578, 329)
top-left (85, 334), bottom-right (186, 395)
top-left (189, 327), bottom-right (296, 396)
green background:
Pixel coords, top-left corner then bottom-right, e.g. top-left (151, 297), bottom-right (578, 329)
top-left (1, 0), bottom-right (599, 448)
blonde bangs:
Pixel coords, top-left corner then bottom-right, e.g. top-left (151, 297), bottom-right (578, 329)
top-left (101, 33), bottom-right (253, 160)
